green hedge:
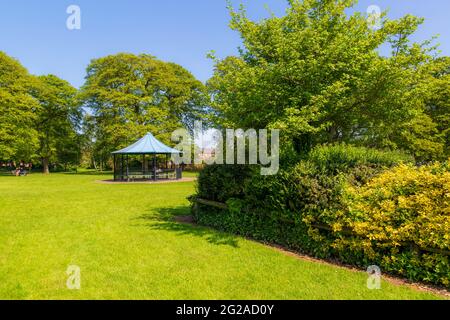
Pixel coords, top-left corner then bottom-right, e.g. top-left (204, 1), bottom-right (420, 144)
top-left (191, 145), bottom-right (449, 287)
top-left (195, 164), bottom-right (256, 202)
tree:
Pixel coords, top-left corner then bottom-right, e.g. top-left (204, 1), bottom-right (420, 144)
top-left (78, 113), bottom-right (97, 169)
top-left (32, 75), bottom-right (80, 174)
top-left (0, 52), bottom-right (39, 161)
top-left (208, 0), bottom-right (446, 160)
top-left (423, 57), bottom-right (450, 159)
top-left (80, 53), bottom-right (206, 166)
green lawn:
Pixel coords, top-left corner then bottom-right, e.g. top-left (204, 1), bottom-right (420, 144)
top-left (0, 172), bottom-right (443, 300)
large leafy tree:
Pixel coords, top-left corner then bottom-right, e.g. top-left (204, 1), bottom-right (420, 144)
top-left (80, 53), bottom-right (206, 166)
top-left (0, 52), bottom-right (40, 161)
top-left (208, 0), bottom-right (446, 160)
top-left (423, 57), bottom-right (450, 160)
top-left (32, 75), bottom-right (81, 173)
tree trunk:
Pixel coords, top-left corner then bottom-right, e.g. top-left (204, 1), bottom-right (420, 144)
top-left (42, 158), bottom-right (50, 174)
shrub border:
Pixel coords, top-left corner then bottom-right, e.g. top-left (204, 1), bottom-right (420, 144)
top-left (193, 198), bottom-right (450, 257)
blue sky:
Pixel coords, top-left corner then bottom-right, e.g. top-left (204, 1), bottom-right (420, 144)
top-left (0, 0), bottom-right (449, 88)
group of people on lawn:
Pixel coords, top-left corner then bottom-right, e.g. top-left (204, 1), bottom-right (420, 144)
top-left (0, 161), bottom-right (32, 176)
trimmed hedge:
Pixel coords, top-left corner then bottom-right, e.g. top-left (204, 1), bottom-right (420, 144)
top-left (191, 145), bottom-right (450, 287)
top-left (195, 164), bottom-right (255, 202)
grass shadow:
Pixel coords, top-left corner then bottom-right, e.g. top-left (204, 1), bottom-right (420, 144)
top-left (134, 206), bottom-right (239, 248)
top-left (62, 170), bottom-right (113, 176)
top-left (0, 171), bottom-right (33, 177)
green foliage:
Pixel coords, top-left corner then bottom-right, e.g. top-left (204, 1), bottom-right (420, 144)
top-left (0, 52), bottom-right (82, 171)
top-left (306, 144), bottom-right (413, 174)
top-left (208, 1), bottom-right (447, 160)
top-left (196, 3), bottom-right (450, 287)
top-left (80, 53), bottom-right (207, 167)
top-left (195, 164), bottom-right (255, 202)
top-left (0, 52), bottom-right (39, 160)
top-left (423, 57), bottom-right (450, 160)
top-left (338, 162), bottom-right (450, 286)
top-left (192, 145), bottom-right (449, 287)
top-left (32, 75), bottom-right (81, 172)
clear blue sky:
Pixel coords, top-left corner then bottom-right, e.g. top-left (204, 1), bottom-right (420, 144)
top-left (0, 0), bottom-right (448, 88)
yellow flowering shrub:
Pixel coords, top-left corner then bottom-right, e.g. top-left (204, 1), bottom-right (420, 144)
top-left (343, 162), bottom-right (449, 251)
top-left (338, 161), bottom-right (450, 286)
top-left (194, 146), bottom-right (449, 287)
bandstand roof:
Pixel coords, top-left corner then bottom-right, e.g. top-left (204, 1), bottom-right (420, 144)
top-left (112, 132), bottom-right (181, 155)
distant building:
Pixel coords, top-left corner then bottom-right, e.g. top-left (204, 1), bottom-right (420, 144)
top-left (197, 148), bottom-right (215, 162)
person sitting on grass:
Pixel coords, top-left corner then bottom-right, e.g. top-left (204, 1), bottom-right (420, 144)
top-left (19, 161), bottom-right (27, 176)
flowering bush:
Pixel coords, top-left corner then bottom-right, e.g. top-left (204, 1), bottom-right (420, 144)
top-left (343, 162), bottom-right (449, 251)
top-left (192, 146), bottom-right (449, 286)
top-left (333, 162), bottom-right (450, 286)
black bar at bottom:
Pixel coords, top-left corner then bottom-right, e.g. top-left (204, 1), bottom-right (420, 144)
top-left (0, 300), bottom-right (447, 318)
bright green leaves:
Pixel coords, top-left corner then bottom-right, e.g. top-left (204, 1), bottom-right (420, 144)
top-left (80, 53), bottom-right (206, 157)
top-left (0, 52), bottom-right (40, 160)
top-left (32, 74), bottom-right (80, 170)
top-left (0, 51), bottom-right (81, 169)
top-left (210, 1), bottom-right (447, 161)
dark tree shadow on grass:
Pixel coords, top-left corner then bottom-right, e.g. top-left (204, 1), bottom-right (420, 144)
top-left (134, 206), bottom-right (239, 248)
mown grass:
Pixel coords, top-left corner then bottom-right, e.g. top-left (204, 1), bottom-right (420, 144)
top-left (0, 172), bottom-right (443, 300)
